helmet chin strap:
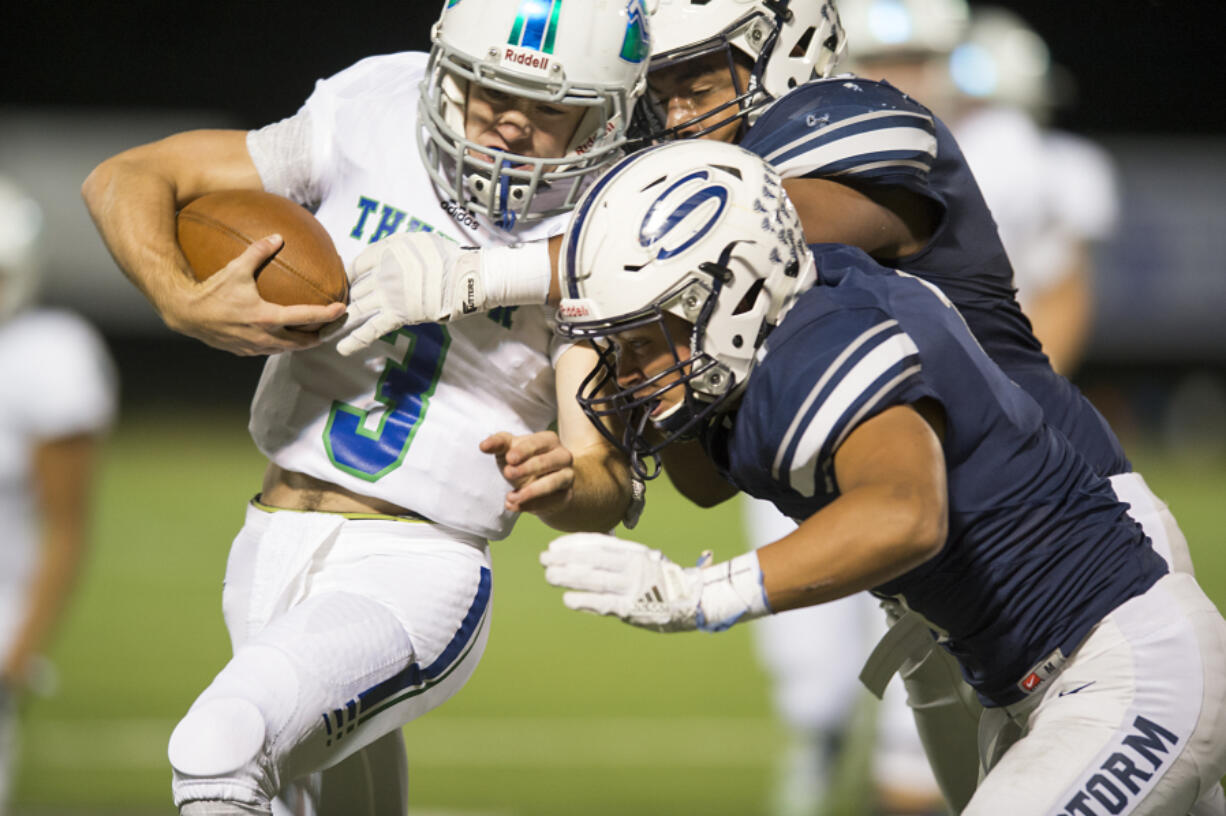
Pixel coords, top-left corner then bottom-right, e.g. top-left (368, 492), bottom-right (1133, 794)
top-left (627, 400), bottom-right (664, 481)
top-left (498, 170), bottom-right (517, 230)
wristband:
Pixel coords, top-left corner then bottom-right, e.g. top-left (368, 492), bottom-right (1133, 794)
top-left (696, 551), bottom-right (772, 632)
top-left (481, 241), bottom-right (552, 307)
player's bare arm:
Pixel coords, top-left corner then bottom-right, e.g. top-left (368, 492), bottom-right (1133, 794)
top-left (542, 401), bottom-right (947, 632)
top-left (482, 344), bottom-right (632, 531)
top-left (757, 401), bottom-right (948, 611)
top-left (81, 129), bottom-right (344, 355)
top-left (2, 433), bottom-right (100, 689)
top-left (782, 178), bottom-right (941, 260)
top-left (1024, 247), bottom-right (1094, 376)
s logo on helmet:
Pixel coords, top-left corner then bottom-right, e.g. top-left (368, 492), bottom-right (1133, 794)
top-left (639, 170), bottom-right (729, 261)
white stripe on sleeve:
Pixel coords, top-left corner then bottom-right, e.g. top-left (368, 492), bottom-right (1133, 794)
top-left (784, 331), bottom-right (920, 497)
top-left (761, 110), bottom-right (933, 165)
top-left (772, 320), bottom-right (899, 481)
top-left (772, 126), bottom-right (938, 179)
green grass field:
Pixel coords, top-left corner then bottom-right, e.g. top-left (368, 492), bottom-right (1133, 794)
top-left (12, 410), bottom-right (1226, 815)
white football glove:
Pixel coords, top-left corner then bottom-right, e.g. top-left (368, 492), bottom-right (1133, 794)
top-left (336, 233), bottom-right (551, 356)
top-left (540, 533), bottom-right (771, 633)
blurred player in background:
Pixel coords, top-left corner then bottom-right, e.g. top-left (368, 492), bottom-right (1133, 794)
top-left (845, 0), bottom-right (1122, 377)
top-left (81, 0), bottom-right (648, 812)
top-left (540, 137), bottom-right (1226, 816)
top-left (945, 5), bottom-right (1119, 376)
top-left (0, 176), bottom-right (117, 814)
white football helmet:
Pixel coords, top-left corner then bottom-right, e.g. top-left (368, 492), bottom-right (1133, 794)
top-left (0, 176), bottom-right (44, 322)
top-left (948, 6), bottom-right (1054, 117)
top-left (839, 0), bottom-right (969, 61)
top-left (557, 139), bottom-right (816, 477)
top-left (419, 0), bottom-right (651, 230)
top-left (640, 0), bottom-right (846, 140)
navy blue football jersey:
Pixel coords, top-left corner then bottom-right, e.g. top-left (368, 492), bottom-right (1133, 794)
top-left (740, 77), bottom-right (1128, 477)
top-left (708, 244), bottom-right (1166, 707)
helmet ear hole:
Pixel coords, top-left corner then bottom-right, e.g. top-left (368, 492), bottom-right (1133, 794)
top-left (791, 26), bottom-right (816, 58)
top-left (733, 277), bottom-right (765, 315)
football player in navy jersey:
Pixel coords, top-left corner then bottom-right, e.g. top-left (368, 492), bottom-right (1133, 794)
top-left (542, 139), bottom-right (1226, 816)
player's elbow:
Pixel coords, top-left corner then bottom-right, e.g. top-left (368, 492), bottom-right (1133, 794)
top-left (895, 483), bottom-right (948, 568)
top-left (80, 160), bottom-right (114, 215)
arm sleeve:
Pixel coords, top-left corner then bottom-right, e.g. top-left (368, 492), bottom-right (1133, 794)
top-left (742, 79), bottom-right (939, 191)
top-left (757, 308), bottom-right (930, 498)
top-left (247, 110), bottom-right (320, 208)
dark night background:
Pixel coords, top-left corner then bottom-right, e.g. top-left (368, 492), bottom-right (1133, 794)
top-left (2, 1), bottom-right (1224, 136)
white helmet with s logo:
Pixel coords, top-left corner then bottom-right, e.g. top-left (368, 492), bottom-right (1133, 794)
top-left (557, 139), bottom-right (815, 476)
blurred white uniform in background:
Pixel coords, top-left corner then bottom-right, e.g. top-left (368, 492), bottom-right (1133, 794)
top-left (948, 6), bottom-right (1120, 376)
top-left (0, 177), bottom-right (117, 813)
top-left (745, 3), bottom-right (1122, 814)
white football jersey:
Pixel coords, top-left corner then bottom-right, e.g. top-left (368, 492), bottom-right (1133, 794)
top-left (0, 309), bottom-right (117, 649)
top-left (247, 52), bottom-right (571, 540)
top-left (953, 106), bottom-right (1119, 307)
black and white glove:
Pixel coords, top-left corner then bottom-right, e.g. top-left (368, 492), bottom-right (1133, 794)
top-left (540, 533), bottom-right (771, 633)
top-left (337, 233), bottom-right (551, 356)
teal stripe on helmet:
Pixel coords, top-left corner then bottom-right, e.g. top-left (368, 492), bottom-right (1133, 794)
top-left (509, 0), bottom-right (561, 55)
top-left (620, 0), bottom-right (650, 63)
top-left (542, 0), bottom-right (562, 54)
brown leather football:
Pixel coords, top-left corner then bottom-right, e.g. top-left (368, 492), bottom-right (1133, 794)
top-left (176, 190), bottom-right (348, 308)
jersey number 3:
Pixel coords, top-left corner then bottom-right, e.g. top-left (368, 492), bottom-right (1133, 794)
top-left (325, 325), bottom-right (450, 481)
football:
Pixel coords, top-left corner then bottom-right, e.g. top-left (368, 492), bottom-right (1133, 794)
top-left (176, 190), bottom-right (348, 311)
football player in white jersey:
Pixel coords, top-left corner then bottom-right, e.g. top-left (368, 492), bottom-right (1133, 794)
top-left (0, 176), bottom-right (118, 813)
top-left (81, 1), bottom-right (650, 813)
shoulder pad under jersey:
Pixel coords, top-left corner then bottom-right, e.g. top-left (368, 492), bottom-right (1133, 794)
top-left (742, 77), bottom-right (938, 183)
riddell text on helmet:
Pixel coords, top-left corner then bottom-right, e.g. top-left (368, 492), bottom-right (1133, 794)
top-left (503, 48), bottom-right (551, 71)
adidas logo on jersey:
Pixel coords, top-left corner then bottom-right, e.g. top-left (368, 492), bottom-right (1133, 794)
top-left (441, 199), bottom-right (480, 231)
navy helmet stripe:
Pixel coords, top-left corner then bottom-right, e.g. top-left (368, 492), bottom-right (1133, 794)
top-left (564, 148), bottom-right (650, 298)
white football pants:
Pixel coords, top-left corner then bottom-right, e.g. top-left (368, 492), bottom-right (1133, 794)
top-left (169, 502), bottom-right (492, 813)
top-left (968, 571), bottom-right (1226, 815)
top-left (745, 469), bottom-right (1199, 813)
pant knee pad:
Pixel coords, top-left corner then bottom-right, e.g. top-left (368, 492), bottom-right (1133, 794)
top-left (169, 697), bottom-right (267, 778)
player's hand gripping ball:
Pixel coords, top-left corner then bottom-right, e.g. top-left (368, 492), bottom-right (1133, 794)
top-left (176, 190), bottom-right (348, 330)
